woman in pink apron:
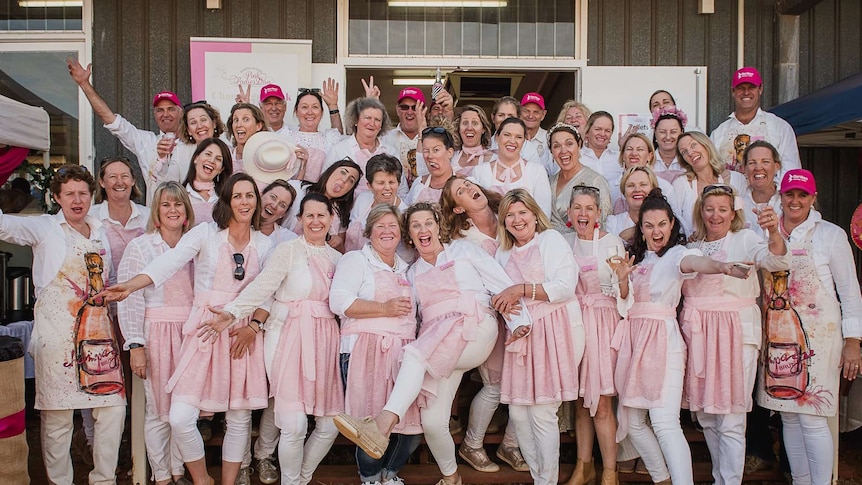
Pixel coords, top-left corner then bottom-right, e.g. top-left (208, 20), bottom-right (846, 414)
top-left (116, 181), bottom-right (195, 485)
top-left (181, 138), bottom-right (233, 226)
top-left (740, 141), bottom-right (783, 238)
top-left (336, 202), bottom-right (530, 485)
top-left (610, 188), bottom-right (751, 485)
top-left (405, 126), bottom-right (454, 205)
top-left (103, 173), bottom-right (273, 485)
top-left (347, 155), bottom-right (408, 253)
top-left (439, 176), bottom-right (528, 472)
top-left (563, 185), bottom-right (627, 485)
top-left (202, 193), bottom-right (344, 484)
top-left (756, 169), bottom-right (862, 485)
top-left (610, 134), bottom-right (680, 219)
top-left (289, 86), bottom-right (346, 183)
top-left (605, 167), bottom-right (660, 246)
top-left (283, 159), bottom-right (362, 252)
top-left (682, 184), bottom-right (788, 485)
top-left (472, 117), bottom-right (553, 216)
top-left (0, 165), bottom-right (127, 485)
top-left (258, 179), bottom-right (299, 245)
top-left (547, 122), bottom-right (612, 234)
top-left (329, 204), bottom-right (421, 485)
top-left (325, 97), bottom-right (404, 199)
top-left (451, 105), bottom-right (494, 177)
top-left (489, 189), bottom-right (584, 485)
top-left (226, 103), bottom-right (267, 174)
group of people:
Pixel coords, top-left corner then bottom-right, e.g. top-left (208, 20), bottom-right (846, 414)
top-left (0, 63), bottom-right (859, 485)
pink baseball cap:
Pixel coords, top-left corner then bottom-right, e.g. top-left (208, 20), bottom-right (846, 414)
top-left (152, 91), bottom-right (180, 107)
top-left (397, 87), bottom-right (425, 104)
top-left (780, 169), bottom-right (817, 195)
top-left (732, 67), bottom-right (763, 89)
top-left (520, 92), bottom-right (545, 110)
top-left (260, 84), bottom-right (285, 101)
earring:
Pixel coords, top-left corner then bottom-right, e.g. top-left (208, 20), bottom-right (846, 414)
top-left (155, 222), bottom-right (161, 228)
top-left (183, 220), bottom-right (188, 227)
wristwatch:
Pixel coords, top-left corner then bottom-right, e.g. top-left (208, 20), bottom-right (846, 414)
top-left (128, 343), bottom-right (144, 349)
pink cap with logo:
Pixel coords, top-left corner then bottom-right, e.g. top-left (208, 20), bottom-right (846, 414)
top-left (260, 84), bottom-right (285, 101)
top-left (780, 169), bottom-right (817, 195)
top-left (152, 91), bottom-right (181, 107)
top-left (520, 92), bottom-right (545, 110)
top-left (397, 87), bottom-right (425, 104)
top-left (732, 67), bottom-right (763, 89)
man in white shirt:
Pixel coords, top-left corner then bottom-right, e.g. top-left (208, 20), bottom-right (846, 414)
top-left (710, 67), bottom-right (801, 178)
top-left (259, 83), bottom-right (290, 135)
top-left (382, 87), bottom-right (426, 184)
top-left (520, 92), bottom-right (557, 176)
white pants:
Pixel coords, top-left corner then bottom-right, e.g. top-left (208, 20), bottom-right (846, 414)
top-left (383, 314), bottom-right (498, 476)
top-left (626, 351), bottom-right (692, 484)
top-left (170, 402), bottom-right (251, 463)
top-left (142, 378), bottom-right (184, 481)
top-left (696, 344), bottom-right (758, 485)
top-left (255, 399), bottom-right (280, 460)
top-left (781, 412), bottom-right (834, 485)
top-left (41, 405), bottom-right (125, 485)
top-left (463, 380), bottom-right (518, 449)
top-left (509, 402), bottom-right (562, 485)
top-left (275, 412), bottom-right (338, 484)
top-left (616, 436), bottom-right (640, 462)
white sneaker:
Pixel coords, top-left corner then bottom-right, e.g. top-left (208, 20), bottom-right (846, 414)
top-left (256, 457), bottom-right (278, 484)
top-left (234, 466), bottom-right (251, 485)
top-left (361, 482), bottom-right (383, 485)
top-left (384, 477), bottom-right (406, 485)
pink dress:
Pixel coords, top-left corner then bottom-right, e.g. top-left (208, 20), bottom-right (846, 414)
top-left (499, 235), bottom-right (581, 405)
top-left (680, 240), bottom-right (750, 415)
top-left (572, 236), bottom-right (622, 416)
top-left (341, 269), bottom-right (423, 435)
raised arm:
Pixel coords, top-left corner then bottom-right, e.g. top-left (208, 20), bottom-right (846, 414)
top-left (67, 57), bottom-right (117, 125)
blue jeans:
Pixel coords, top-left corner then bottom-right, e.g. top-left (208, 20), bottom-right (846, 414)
top-left (356, 433), bottom-right (422, 482)
top-left (340, 353), bottom-right (351, 392)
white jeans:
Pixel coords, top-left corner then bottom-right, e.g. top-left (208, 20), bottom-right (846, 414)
top-left (781, 412), bottom-right (834, 485)
top-left (696, 344), bottom-right (759, 485)
top-left (383, 314), bottom-right (497, 476)
top-left (275, 411), bottom-right (338, 484)
top-left (463, 380), bottom-right (518, 449)
top-left (626, 351), bottom-right (692, 484)
top-left (509, 402), bottom-right (562, 485)
top-left (170, 402), bottom-right (251, 463)
top-left (254, 399), bottom-right (280, 460)
top-left (41, 405), bottom-right (126, 485)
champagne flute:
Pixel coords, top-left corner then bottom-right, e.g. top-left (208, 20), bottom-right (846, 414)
top-left (753, 202), bottom-right (769, 241)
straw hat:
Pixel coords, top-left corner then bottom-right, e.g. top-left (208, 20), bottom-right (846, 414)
top-left (242, 131), bottom-right (300, 184)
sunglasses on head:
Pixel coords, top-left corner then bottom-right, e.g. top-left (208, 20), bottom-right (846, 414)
top-left (56, 165), bottom-right (89, 176)
top-left (702, 184), bottom-right (734, 196)
top-left (398, 104), bottom-right (417, 111)
top-left (571, 185), bottom-right (600, 196)
top-left (183, 100), bottom-right (208, 111)
top-left (298, 88), bottom-right (321, 96)
top-left (233, 253), bottom-right (245, 281)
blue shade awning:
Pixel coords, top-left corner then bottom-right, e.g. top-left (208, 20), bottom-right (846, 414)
top-left (770, 73), bottom-right (862, 147)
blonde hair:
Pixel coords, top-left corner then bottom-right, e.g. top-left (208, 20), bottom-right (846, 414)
top-left (619, 165), bottom-right (659, 196)
top-left (556, 100), bottom-right (592, 124)
top-left (362, 203), bottom-right (402, 239)
top-left (618, 133), bottom-right (656, 168)
top-left (676, 131), bottom-right (724, 181)
top-left (147, 181), bottom-right (194, 233)
top-left (690, 185), bottom-right (745, 240)
top-left (497, 189), bottom-right (552, 250)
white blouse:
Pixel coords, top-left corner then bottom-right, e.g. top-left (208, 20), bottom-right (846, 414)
top-left (604, 213), bottom-right (635, 238)
top-left (471, 157), bottom-right (553, 217)
top-left (672, 171), bottom-right (747, 236)
top-left (580, 147), bottom-right (624, 189)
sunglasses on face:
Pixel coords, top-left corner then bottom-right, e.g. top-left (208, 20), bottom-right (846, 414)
top-left (398, 104), bottom-right (417, 111)
top-left (233, 253), bottom-right (245, 281)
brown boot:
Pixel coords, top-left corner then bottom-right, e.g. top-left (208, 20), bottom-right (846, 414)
top-left (565, 459), bottom-right (596, 485)
top-left (600, 468), bottom-right (618, 485)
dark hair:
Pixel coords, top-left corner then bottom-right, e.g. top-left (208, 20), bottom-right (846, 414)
top-left (294, 90), bottom-right (324, 115)
top-left (456, 105), bottom-right (493, 148)
top-left (95, 157), bottom-right (142, 203)
top-left (648, 90), bottom-right (677, 111)
top-left (301, 158), bottom-right (363, 230)
top-left (178, 101), bottom-right (226, 144)
top-left (496, 116), bottom-right (527, 137)
top-left (402, 202), bottom-right (449, 246)
top-left (298, 192), bottom-right (335, 216)
top-left (51, 164), bottom-right (96, 196)
top-left (491, 96), bottom-right (521, 133)
top-left (182, 138), bottom-right (234, 194)
top-left (261, 179), bottom-right (297, 225)
top-left (226, 103), bottom-right (267, 146)
top-left (630, 188), bottom-right (686, 264)
top-left (422, 125), bottom-right (456, 151)
top-left (742, 140), bottom-right (782, 166)
top-left (365, 154), bottom-right (403, 184)
top-left (652, 112), bottom-right (686, 150)
top-left (440, 175), bottom-right (501, 241)
top-left (547, 122), bottom-right (584, 150)
top-left (212, 173), bottom-right (261, 230)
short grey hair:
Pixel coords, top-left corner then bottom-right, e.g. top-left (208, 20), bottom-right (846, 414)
top-left (345, 97), bottom-right (391, 137)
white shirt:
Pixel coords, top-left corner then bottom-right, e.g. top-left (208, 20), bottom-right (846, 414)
top-left (490, 137), bottom-right (543, 167)
top-left (604, 212), bottom-right (635, 238)
top-left (471, 157), bottom-right (554, 217)
top-left (382, 124), bottom-right (428, 177)
top-left (653, 154), bottom-right (685, 175)
top-left (783, 210), bottom-right (862, 338)
top-left (0, 210), bottom-right (110, 298)
top-left (580, 147), bottom-right (624, 190)
top-left (266, 226), bottom-right (299, 246)
top-left (409, 240), bottom-right (532, 332)
top-left (710, 108), bottom-right (801, 179)
top-left (103, 114), bottom-right (160, 190)
top-left (739, 185), bottom-right (781, 238)
top-left (672, 171), bottom-right (748, 236)
top-left (524, 127), bottom-right (557, 177)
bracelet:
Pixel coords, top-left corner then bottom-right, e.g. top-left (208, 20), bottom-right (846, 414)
top-left (531, 283), bottom-right (537, 301)
top-left (523, 284), bottom-right (526, 296)
top-left (250, 318), bottom-right (264, 333)
top-left (329, 108), bottom-right (339, 115)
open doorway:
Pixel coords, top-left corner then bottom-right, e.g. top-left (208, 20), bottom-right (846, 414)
top-left (345, 68), bottom-right (577, 129)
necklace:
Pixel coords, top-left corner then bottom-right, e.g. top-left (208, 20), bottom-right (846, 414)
top-left (372, 247), bottom-right (398, 271)
top-left (778, 217), bottom-right (793, 240)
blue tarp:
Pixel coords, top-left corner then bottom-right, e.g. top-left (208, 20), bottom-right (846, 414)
top-left (770, 73), bottom-right (862, 137)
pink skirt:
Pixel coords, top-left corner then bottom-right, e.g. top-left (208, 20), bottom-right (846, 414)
top-left (145, 319), bottom-right (185, 420)
top-left (269, 314), bottom-right (344, 418)
top-left (578, 295), bottom-right (620, 416)
top-left (166, 305), bottom-right (269, 412)
top-left (501, 303), bottom-right (581, 406)
top-left (345, 333), bottom-right (423, 435)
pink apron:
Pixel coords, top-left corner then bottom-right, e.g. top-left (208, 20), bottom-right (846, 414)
top-left (293, 131), bottom-right (327, 182)
top-left (412, 175), bottom-right (443, 204)
top-left (573, 239), bottom-right (621, 416)
top-left (501, 242), bottom-right (580, 405)
top-left (681, 240), bottom-right (752, 414)
top-left (269, 252), bottom-right (343, 418)
top-left (345, 205), bottom-right (371, 252)
top-left (341, 269), bottom-right (422, 434)
top-left (166, 242), bottom-right (268, 412)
